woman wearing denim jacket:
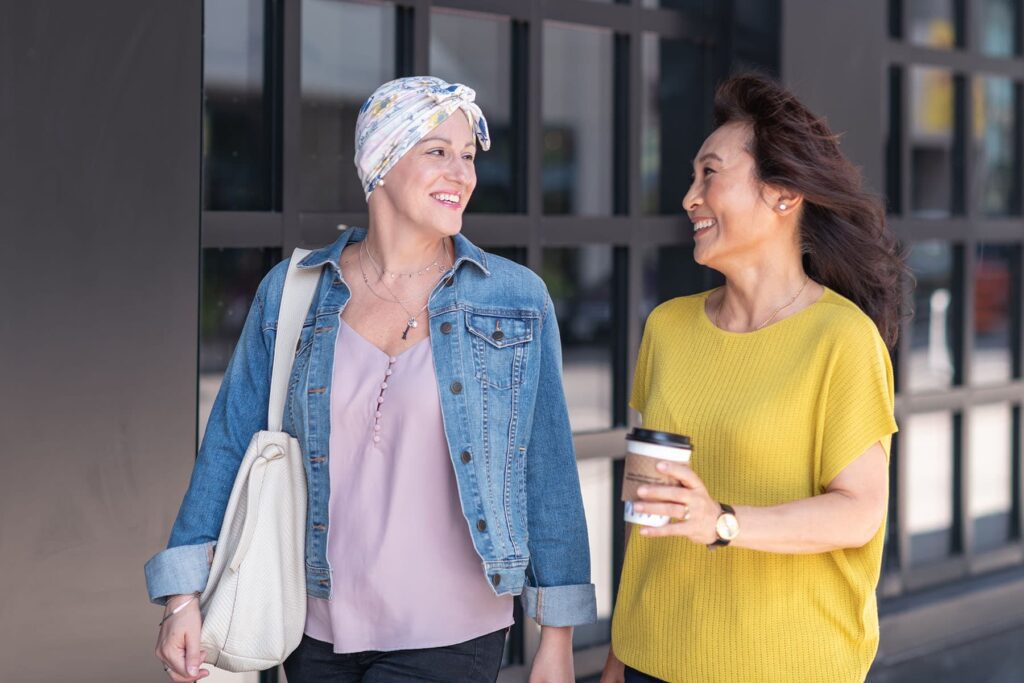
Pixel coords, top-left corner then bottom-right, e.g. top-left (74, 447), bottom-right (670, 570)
top-left (147, 77), bottom-right (596, 683)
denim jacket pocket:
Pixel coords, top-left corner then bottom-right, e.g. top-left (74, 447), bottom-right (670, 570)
top-left (466, 312), bottom-right (533, 389)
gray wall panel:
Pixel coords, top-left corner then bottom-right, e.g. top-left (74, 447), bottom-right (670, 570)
top-left (0, 2), bottom-right (201, 681)
top-left (781, 0), bottom-right (887, 194)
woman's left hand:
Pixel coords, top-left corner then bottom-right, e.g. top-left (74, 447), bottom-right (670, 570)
top-left (633, 461), bottom-right (722, 545)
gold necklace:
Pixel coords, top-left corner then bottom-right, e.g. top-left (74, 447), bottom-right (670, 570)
top-left (714, 276), bottom-right (810, 331)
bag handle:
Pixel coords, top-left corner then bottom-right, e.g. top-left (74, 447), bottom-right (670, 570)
top-left (267, 248), bottom-right (320, 432)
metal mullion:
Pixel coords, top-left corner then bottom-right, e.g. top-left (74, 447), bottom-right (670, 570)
top-left (281, 0), bottom-right (300, 251)
top-left (955, 0), bottom-right (968, 51)
top-left (891, 217), bottom-right (1024, 241)
top-left (899, 63), bottom-right (911, 219)
top-left (902, 555), bottom-right (970, 592)
top-left (889, 65), bottom-right (905, 216)
top-left (202, 211), bottom-right (283, 248)
top-left (1014, 82), bottom-right (1024, 216)
top-left (887, 41), bottom-right (1024, 78)
top-left (1015, 404), bottom-right (1024, 541)
top-left (954, 73), bottom-right (970, 218)
top-left (613, 32), bottom-right (630, 217)
top-left (896, 383), bottom-right (1024, 414)
top-left (432, 0), bottom-right (529, 21)
top-left (511, 20), bottom-right (529, 215)
top-left (526, 1), bottom-right (542, 273)
top-left (542, 0), bottom-right (633, 31)
top-left (955, 408), bottom-right (970, 558)
top-left (411, 0), bottom-right (430, 75)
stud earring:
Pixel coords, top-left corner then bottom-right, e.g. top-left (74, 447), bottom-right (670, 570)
top-left (778, 203), bottom-right (787, 211)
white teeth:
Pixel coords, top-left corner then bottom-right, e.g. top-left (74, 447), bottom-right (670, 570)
top-left (432, 193), bottom-right (460, 205)
top-left (693, 218), bottom-right (716, 232)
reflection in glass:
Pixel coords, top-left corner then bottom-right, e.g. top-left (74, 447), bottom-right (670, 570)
top-left (910, 67), bottom-right (954, 217)
top-left (977, 0), bottom-right (1017, 56)
top-left (641, 34), bottom-right (709, 215)
top-left (543, 24), bottom-right (613, 215)
top-left (199, 248), bottom-right (282, 440)
top-left (969, 403), bottom-right (1013, 551)
top-left (430, 11), bottom-right (515, 213)
top-left (301, 0), bottom-right (395, 211)
top-left (973, 243), bottom-right (1015, 385)
top-left (908, 0), bottom-right (956, 49)
top-left (203, 0), bottom-right (273, 210)
top-left (908, 241), bottom-right (956, 391)
top-left (543, 247), bottom-right (614, 432)
top-left (906, 411), bottom-right (955, 565)
top-left (574, 458), bottom-right (613, 649)
top-left (974, 77), bottom-right (1018, 217)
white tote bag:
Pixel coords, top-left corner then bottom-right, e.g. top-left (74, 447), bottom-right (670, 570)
top-left (199, 250), bottom-right (319, 672)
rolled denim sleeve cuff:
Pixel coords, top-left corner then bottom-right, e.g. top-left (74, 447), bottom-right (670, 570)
top-left (144, 542), bottom-right (216, 605)
top-left (521, 583), bottom-right (597, 627)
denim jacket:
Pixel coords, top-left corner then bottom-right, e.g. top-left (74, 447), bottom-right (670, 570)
top-left (145, 227), bottom-right (597, 627)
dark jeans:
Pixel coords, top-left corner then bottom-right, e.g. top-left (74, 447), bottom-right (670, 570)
top-left (624, 666), bottom-right (668, 683)
top-left (283, 629), bottom-right (507, 682)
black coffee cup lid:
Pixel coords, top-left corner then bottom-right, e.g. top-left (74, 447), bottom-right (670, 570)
top-left (626, 428), bottom-right (691, 448)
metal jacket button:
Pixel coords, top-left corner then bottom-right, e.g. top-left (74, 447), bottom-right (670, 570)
top-left (445, 276), bottom-right (456, 287)
top-left (491, 330), bottom-right (505, 341)
top-left (477, 519), bottom-right (487, 532)
top-left (491, 574), bottom-right (501, 587)
top-left (461, 450), bottom-right (472, 463)
top-left (451, 381), bottom-right (462, 394)
top-left (440, 322), bottom-right (453, 334)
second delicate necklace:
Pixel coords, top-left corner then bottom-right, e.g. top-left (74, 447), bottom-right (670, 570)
top-left (359, 239), bottom-right (451, 340)
top-left (714, 276), bottom-right (810, 332)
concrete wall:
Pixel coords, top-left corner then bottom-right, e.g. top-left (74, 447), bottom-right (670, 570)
top-left (0, 2), bottom-right (202, 681)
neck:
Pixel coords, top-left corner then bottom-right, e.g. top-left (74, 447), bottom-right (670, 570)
top-left (364, 216), bottom-right (449, 273)
top-left (716, 253), bottom-right (809, 329)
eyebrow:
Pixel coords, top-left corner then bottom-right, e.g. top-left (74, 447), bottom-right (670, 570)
top-left (419, 136), bottom-right (476, 148)
top-left (695, 152), bottom-right (724, 165)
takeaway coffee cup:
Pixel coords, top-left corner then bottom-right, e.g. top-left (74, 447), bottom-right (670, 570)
top-left (622, 428), bottom-right (692, 527)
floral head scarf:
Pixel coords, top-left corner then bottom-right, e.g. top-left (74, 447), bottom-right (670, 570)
top-left (354, 76), bottom-right (491, 200)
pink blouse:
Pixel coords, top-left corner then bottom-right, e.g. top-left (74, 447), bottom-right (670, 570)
top-left (303, 318), bottom-right (513, 653)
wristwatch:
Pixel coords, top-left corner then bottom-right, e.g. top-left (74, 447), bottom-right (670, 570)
top-left (709, 503), bottom-right (739, 549)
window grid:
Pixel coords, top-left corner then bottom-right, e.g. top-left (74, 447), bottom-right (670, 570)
top-left (887, 0), bottom-right (1024, 600)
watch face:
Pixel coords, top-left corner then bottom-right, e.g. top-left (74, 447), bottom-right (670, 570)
top-left (717, 513), bottom-right (739, 541)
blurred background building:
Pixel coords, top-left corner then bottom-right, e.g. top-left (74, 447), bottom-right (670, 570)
top-left (2, 1), bottom-right (1023, 681)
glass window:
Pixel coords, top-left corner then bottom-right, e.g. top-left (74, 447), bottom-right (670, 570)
top-left (908, 0), bottom-right (957, 49)
top-left (969, 403), bottom-right (1014, 551)
top-left (906, 411), bottom-right (956, 565)
top-left (430, 11), bottom-right (516, 213)
top-left (543, 246), bottom-right (615, 432)
top-left (543, 23), bottom-right (614, 215)
top-left (641, 245), bottom-right (717, 323)
top-left (973, 77), bottom-right (1018, 217)
top-left (908, 241), bottom-right (957, 391)
top-left (909, 66), bottom-right (955, 218)
top-left (301, 0), bottom-right (396, 212)
top-left (574, 458), bottom-right (613, 649)
top-left (641, 34), bottom-right (709, 215)
top-left (203, 0), bottom-right (274, 211)
top-left (973, 243), bottom-right (1015, 386)
top-left (199, 248), bottom-right (282, 441)
top-left (977, 0), bottom-right (1018, 56)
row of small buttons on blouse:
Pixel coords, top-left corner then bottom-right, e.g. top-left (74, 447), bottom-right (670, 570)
top-left (372, 355), bottom-right (397, 444)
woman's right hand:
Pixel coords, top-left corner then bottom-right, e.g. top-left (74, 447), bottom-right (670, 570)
top-left (599, 645), bottom-right (625, 683)
top-left (154, 593), bottom-right (209, 681)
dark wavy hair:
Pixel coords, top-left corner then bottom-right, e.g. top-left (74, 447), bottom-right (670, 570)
top-left (713, 73), bottom-right (909, 348)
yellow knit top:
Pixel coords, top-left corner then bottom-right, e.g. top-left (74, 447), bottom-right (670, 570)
top-left (612, 288), bottom-right (898, 683)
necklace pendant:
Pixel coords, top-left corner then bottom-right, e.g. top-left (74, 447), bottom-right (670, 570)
top-left (407, 318), bottom-right (418, 329)
top-left (401, 324), bottom-right (411, 340)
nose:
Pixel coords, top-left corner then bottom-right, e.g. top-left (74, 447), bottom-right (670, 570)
top-left (682, 179), bottom-right (702, 214)
top-left (445, 155), bottom-right (475, 186)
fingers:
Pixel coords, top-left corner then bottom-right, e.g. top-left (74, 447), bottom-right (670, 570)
top-left (631, 501), bottom-right (690, 521)
top-left (183, 629), bottom-right (203, 679)
top-left (655, 460), bottom-right (705, 489)
top-left (636, 483), bottom-right (692, 505)
top-left (638, 521), bottom-right (691, 538)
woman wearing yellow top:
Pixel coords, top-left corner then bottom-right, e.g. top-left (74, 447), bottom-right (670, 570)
top-left (601, 74), bottom-right (907, 683)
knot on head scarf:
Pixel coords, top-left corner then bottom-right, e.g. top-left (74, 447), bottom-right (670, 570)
top-left (354, 76), bottom-right (491, 200)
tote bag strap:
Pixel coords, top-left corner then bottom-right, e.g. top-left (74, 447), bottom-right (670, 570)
top-left (267, 248), bottom-right (320, 432)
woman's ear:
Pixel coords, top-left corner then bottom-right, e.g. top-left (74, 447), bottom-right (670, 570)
top-left (771, 188), bottom-right (803, 215)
